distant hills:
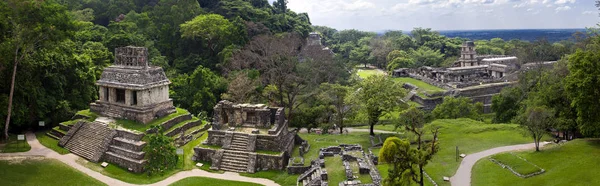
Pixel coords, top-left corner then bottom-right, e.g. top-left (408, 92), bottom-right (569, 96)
top-left (378, 29), bottom-right (586, 42)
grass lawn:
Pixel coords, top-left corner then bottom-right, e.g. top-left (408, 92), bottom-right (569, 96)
top-left (169, 177), bottom-right (263, 186)
top-left (325, 156), bottom-right (346, 185)
top-left (76, 109), bottom-right (99, 121)
top-left (115, 107), bottom-right (190, 132)
top-left (0, 134), bottom-right (31, 153)
top-left (356, 69), bottom-right (386, 79)
top-left (472, 139), bottom-right (600, 186)
top-left (491, 153), bottom-right (542, 175)
top-left (392, 77), bottom-right (445, 96)
top-left (0, 158), bottom-right (105, 186)
top-left (375, 118), bottom-right (540, 186)
top-left (35, 131), bottom-right (70, 154)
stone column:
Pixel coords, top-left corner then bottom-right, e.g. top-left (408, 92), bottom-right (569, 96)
top-left (98, 86), bottom-right (105, 102)
top-left (125, 90), bottom-right (132, 105)
top-left (109, 88), bottom-right (116, 103)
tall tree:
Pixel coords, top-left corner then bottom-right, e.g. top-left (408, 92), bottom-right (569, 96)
top-left (396, 107), bottom-right (439, 186)
top-left (1, 0), bottom-right (73, 139)
top-left (565, 45), bottom-right (600, 137)
top-left (380, 107), bottom-right (439, 186)
top-left (516, 106), bottom-right (553, 151)
top-left (318, 83), bottom-right (355, 134)
top-left (180, 14), bottom-right (236, 57)
top-left (352, 75), bottom-right (405, 135)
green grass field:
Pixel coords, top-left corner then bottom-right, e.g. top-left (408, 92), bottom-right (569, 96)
top-left (115, 108), bottom-right (190, 132)
top-left (356, 69), bottom-right (386, 79)
top-left (0, 134), bottom-right (31, 153)
top-left (35, 131), bottom-right (70, 154)
top-left (168, 177), bottom-right (263, 186)
top-left (392, 77), bottom-right (445, 95)
top-left (491, 153), bottom-right (542, 175)
top-left (375, 118), bottom-right (537, 186)
top-left (0, 158), bottom-right (105, 186)
top-left (472, 139), bottom-right (600, 186)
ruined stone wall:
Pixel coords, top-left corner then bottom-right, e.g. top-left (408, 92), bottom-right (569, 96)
top-left (205, 130), bottom-right (227, 146)
top-left (411, 95), bottom-right (444, 111)
top-left (456, 82), bottom-right (514, 97)
top-left (193, 147), bottom-right (216, 162)
top-left (255, 153), bottom-right (287, 171)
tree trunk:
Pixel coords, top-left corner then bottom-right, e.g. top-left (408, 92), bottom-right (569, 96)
top-left (534, 139), bottom-right (540, 152)
top-left (419, 165), bottom-right (424, 186)
top-left (4, 60), bottom-right (18, 140)
top-left (370, 124), bottom-right (374, 136)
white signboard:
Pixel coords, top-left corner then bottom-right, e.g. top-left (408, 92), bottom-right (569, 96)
top-left (39, 121), bottom-right (45, 127)
top-left (176, 148), bottom-right (184, 155)
top-left (17, 135), bottom-right (25, 141)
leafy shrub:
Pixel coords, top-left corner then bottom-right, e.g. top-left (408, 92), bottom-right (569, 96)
top-left (144, 127), bottom-right (178, 175)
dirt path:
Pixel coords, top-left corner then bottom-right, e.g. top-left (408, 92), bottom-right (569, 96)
top-left (0, 132), bottom-right (279, 186)
top-left (450, 142), bottom-right (549, 186)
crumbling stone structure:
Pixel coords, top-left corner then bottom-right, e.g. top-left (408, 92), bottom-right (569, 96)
top-left (193, 100), bottom-right (296, 173)
top-left (90, 46), bottom-right (176, 124)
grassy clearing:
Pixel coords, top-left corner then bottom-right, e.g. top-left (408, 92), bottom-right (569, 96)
top-left (76, 109), bottom-right (99, 121)
top-left (0, 134), bottom-right (31, 153)
top-left (115, 108), bottom-right (190, 132)
top-left (35, 131), bottom-right (70, 154)
top-left (0, 158), bottom-right (105, 186)
top-left (375, 118), bottom-right (540, 186)
top-left (473, 139), bottom-right (600, 186)
top-left (325, 156), bottom-right (346, 185)
top-left (392, 77), bottom-right (445, 93)
top-left (168, 177), bottom-right (263, 186)
top-left (353, 124), bottom-right (402, 132)
top-left (492, 153), bottom-right (541, 175)
top-left (356, 69), bottom-right (386, 79)
top-left (240, 170), bottom-right (299, 186)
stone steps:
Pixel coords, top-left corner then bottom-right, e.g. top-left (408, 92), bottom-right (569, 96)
top-left (59, 123), bottom-right (72, 131)
top-left (104, 151), bottom-right (147, 173)
top-left (219, 149), bottom-right (250, 173)
top-left (108, 145), bottom-right (145, 160)
top-left (46, 132), bottom-right (61, 140)
top-left (64, 122), bottom-right (115, 162)
top-left (165, 119), bottom-right (201, 137)
top-left (111, 137), bottom-right (146, 152)
top-left (227, 133), bottom-right (249, 151)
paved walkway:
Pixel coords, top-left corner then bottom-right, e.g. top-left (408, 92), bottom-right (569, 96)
top-left (0, 132), bottom-right (279, 186)
top-left (345, 127), bottom-right (400, 134)
top-left (450, 142), bottom-right (549, 186)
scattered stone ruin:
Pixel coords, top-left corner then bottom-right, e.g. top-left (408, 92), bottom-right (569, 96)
top-left (394, 41), bottom-right (556, 113)
top-left (193, 100), bottom-right (297, 173)
top-left (90, 46), bottom-right (176, 124)
top-left (295, 144), bottom-right (382, 186)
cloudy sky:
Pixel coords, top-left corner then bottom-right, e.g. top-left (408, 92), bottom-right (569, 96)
top-left (270, 0), bottom-right (599, 31)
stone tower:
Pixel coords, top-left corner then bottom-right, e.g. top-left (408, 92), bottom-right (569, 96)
top-left (90, 46), bottom-right (176, 124)
top-left (459, 41), bottom-right (478, 67)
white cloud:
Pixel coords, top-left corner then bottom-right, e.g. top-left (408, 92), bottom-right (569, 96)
top-left (542, 0), bottom-right (551, 4)
top-left (343, 0), bottom-right (376, 11)
top-left (583, 11), bottom-right (596, 15)
top-left (527, 8), bottom-right (534, 11)
top-left (555, 0), bottom-right (576, 4)
top-left (555, 6), bottom-right (572, 12)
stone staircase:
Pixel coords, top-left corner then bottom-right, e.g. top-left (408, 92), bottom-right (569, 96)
top-left (103, 129), bottom-right (147, 173)
top-left (228, 133), bottom-right (249, 151)
top-left (299, 167), bottom-right (327, 186)
top-left (47, 122), bottom-right (74, 140)
top-left (219, 150), bottom-right (250, 172)
top-left (63, 122), bottom-right (116, 162)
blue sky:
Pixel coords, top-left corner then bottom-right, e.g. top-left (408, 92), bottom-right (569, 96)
top-left (269, 0), bottom-right (599, 31)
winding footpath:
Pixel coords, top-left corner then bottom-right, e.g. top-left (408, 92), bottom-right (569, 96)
top-left (345, 127), bottom-right (401, 134)
top-left (0, 132), bottom-right (278, 186)
top-left (450, 142), bottom-right (549, 186)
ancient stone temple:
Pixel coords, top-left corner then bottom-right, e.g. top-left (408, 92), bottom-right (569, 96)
top-left (458, 41), bottom-right (479, 67)
top-left (90, 46), bottom-right (176, 124)
top-left (193, 100), bottom-right (297, 173)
